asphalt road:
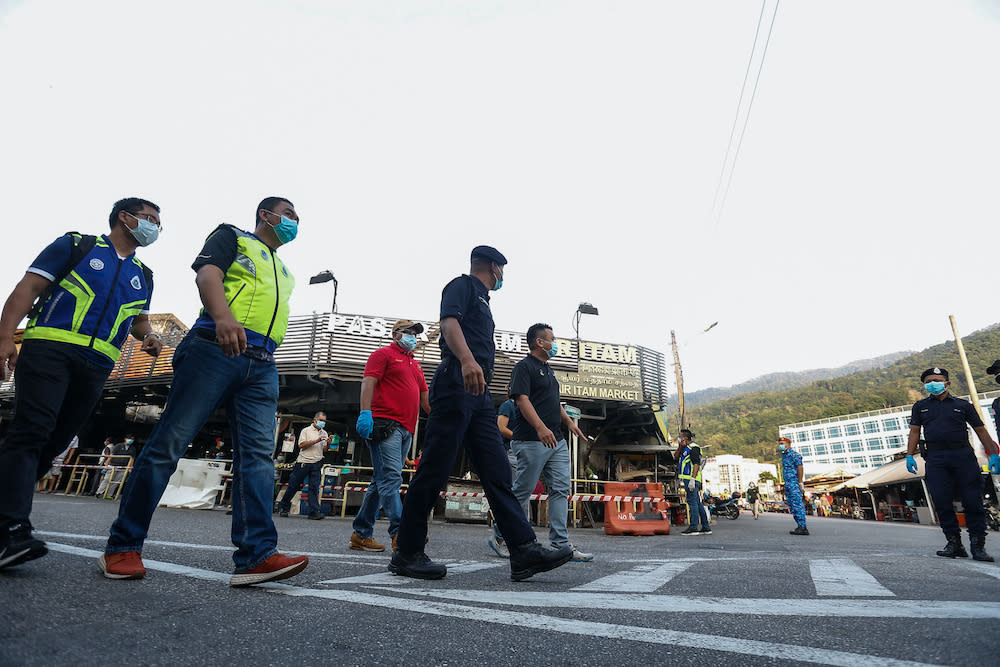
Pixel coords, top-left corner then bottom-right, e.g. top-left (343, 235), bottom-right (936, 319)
top-left (2, 495), bottom-right (999, 667)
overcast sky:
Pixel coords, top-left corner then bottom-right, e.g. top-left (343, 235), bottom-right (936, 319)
top-left (2, 0), bottom-right (997, 392)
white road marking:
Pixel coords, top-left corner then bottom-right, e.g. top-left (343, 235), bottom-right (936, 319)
top-left (810, 559), bottom-right (894, 597)
top-left (572, 560), bottom-right (695, 592)
top-left (38, 530), bottom-right (393, 563)
top-left (319, 560), bottom-right (504, 586)
top-left (44, 541), bottom-right (941, 667)
top-left (956, 561), bottom-right (1000, 579)
top-left (382, 589), bottom-right (1000, 619)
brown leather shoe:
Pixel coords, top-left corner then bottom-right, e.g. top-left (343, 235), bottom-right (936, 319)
top-left (350, 533), bottom-right (385, 552)
top-left (99, 552), bottom-right (146, 580)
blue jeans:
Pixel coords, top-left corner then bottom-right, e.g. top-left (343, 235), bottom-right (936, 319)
top-left (352, 425), bottom-right (411, 539)
top-left (279, 461), bottom-right (324, 515)
top-left (510, 439), bottom-right (571, 549)
top-left (686, 481), bottom-right (710, 530)
top-left (106, 333), bottom-right (281, 572)
top-left (492, 448), bottom-right (518, 542)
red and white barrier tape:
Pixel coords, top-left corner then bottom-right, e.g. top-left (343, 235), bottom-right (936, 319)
top-left (309, 486), bottom-right (669, 504)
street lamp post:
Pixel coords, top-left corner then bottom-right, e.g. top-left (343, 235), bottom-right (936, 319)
top-left (309, 270), bottom-right (338, 313)
top-left (573, 302), bottom-right (599, 369)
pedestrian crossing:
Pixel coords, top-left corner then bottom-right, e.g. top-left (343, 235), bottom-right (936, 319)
top-left (331, 555), bottom-right (993, 599)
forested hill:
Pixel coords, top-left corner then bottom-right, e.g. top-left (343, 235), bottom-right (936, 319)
top-left (686, 323), bottom-right (1000, 465)
top-left (676, 351), bottom-right (912, 409)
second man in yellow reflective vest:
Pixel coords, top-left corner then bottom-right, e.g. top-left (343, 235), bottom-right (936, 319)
top-left (676, 429), bottom-right (711, 535)
top-left (102, 197), bottom-right (309, 587)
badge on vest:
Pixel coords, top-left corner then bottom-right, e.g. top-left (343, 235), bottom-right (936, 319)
top-left (90, 258), bottom-right (104, 271)
top-left (281, 265), bottom-right (288, 277)
top-left (260, 249), bottom-right (268, 260)
top-left (130, 275), bottom-right (142, 290)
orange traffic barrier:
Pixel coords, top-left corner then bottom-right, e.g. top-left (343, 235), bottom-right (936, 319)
top-left (603, 482), bottom-right (671, 536)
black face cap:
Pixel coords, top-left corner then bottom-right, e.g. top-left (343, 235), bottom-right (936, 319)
top-left (470, 245), bottom-right (507, 266)
top-left (986, 359), bottom-right (1000, 375)
top-left (920, 367), bottom-right (949, 382)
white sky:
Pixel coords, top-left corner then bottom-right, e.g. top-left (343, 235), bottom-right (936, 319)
top-left (2, 0), bottom-right (997, 392)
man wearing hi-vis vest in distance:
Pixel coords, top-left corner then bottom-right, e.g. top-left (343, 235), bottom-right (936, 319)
top-left (102, 196), bottom-right (309, 587)
top-left (0, 197), bottom-right (162, 571)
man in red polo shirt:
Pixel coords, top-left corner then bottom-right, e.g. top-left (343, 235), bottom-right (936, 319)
top-left (351, 320), bottom-right (430, 552)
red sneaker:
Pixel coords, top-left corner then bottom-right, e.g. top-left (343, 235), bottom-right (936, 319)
top-left (230, 552), bottom-right (308, 587)
top-left (99, 552), bottom-right (146, 580)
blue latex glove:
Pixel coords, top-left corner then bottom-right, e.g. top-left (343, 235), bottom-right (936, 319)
top-left (905, 455), bottom-right (918, 474)
top-left (989, 453), bottom-right (1000, 475)
top-left (356, 410), bottom-right (373, 439)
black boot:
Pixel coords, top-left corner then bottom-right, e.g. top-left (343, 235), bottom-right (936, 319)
top-left (969, 533), bottom-right (994, 562)
top-left (935, 532), bottom-right (969, 558)
top-left (509, 540), bottom-right (573, 581)
top-left (388, 550), bottom-right (447, 580)
top-left (789, 526), bottom-right (810, 536)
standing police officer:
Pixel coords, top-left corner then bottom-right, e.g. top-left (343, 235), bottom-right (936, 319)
top-left (906, 367), bottom-right (1000, 562)
top-left (0, 197), bottom-right (162, 570)
top-left (390, 246), bottom-right (573, 581)
top-left (779, 437), bottom-right (809, 535)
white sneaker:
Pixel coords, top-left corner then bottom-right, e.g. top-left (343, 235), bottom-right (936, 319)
top-left (570, 545), bottom-right (594, 562)
top-left (488, 538), bottom-right (509, 559)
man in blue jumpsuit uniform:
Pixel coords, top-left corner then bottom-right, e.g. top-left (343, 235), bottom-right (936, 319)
top-left (390, 246), bottom-right (573, 581)
top-left (906, 367), bottom-right (999, 561)
top-left (779, 437), bottom-right (809, 535)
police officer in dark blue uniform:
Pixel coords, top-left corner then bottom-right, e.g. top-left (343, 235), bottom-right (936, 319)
top-left (390, 246), bottom-right (573, 581)
top-left (906, 367), bottom-right (1000, 562)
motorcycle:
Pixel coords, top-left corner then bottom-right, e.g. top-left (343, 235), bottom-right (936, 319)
top-left (987, 504), bottom-right (1000, 532)
top-left (707, 492), bottom-right (741, 520)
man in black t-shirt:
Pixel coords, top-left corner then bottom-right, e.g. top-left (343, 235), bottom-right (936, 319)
top-left (507, 323), bottom-right (592, 562)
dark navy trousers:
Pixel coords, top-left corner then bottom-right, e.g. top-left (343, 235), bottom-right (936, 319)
top-left (925, 448), bottom-right (986, 535)
top-left (396, 362), bottom-right (535, 554)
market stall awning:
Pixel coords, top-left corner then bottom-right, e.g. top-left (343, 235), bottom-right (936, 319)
top-left (829, 458), bottom-right (923, 491)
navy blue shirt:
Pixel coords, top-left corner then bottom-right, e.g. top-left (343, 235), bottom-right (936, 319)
top-left (909, 393), bottom-right (983, 443)
top-left (509, 354), bottom-right (563, 441)
top-left (439, 275), bottom-right (495, 373)
top-left (498, 398), bottom-right (519, 449)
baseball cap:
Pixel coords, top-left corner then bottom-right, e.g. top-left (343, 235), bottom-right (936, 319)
top-left (392, 319), bottom-right (424, 334)
top-left (470, 245), bottom-right (507, 266)
top-left (920, 367), bottom-right (949, 382)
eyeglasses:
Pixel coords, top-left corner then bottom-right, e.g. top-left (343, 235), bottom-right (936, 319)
top-left (127, 211), bottom-right (162, 229)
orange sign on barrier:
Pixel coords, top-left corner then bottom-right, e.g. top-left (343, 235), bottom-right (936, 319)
top-left (603, 482), bottom-right (671, 536)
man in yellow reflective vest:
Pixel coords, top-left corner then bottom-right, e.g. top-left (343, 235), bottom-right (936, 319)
top-left (0, 197), bottom-right (162, 570)
top-left (676, 429), bottom-right (711, 535)
top-left (102, 197), bottom-right (308, 587)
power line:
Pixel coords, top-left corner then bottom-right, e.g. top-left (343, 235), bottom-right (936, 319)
top-left (709, 1), bottom-right (767, 218)
top-left (713, 0), bottom-right (781, 228)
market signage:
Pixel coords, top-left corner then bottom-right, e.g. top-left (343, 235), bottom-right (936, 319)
top-left (554, 360), bottom-right (644, 402)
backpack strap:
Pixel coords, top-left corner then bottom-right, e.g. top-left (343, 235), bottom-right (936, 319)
top-left (28, 232), bottom-right (98, 319)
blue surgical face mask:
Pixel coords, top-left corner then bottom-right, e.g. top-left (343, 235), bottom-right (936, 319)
top-left (126, 212), bottom-right (160, 247)
top-left (126, 438), bottom-right (134, 445)
top-left (491, 266), bottom-right (503, 291)
top-left (545, 340), bottom-right (558, 358)
top-left (316, 420), bottom-right (326, 429)
top-left (266, 213), bottom-right (298, 244)
top-left (779, 443), bottom-right (787, 452)
top-left (399, 333), bottom-right (417, 352)
top-left (925, 381), bottom-right (947, 395)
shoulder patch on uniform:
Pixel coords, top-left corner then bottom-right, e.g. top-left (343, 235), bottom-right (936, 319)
top-left (130, 275), bottom-right (142, 290)
top-left (89, 258), bottom-right (104, 271)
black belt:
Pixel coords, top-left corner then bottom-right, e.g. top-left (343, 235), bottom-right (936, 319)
top-left (192, 328), bottom-right (274, 363)
top-left (925, 441), bottom-right (971, 451)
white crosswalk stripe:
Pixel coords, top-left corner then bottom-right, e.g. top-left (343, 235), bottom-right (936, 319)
top-left (810, 558), bottom-right (895, 597)
top-left (318, 559), bottom-right (504, 586)
top-left (571, 561), bottom-right (695, 592)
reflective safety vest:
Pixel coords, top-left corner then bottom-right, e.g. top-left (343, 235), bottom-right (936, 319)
top-left (24, 234), bottom-right (153, 363)
top-left (193, 226), bottom-right (294, 353)
top-left (677, 445), bottom-right (703, 483)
